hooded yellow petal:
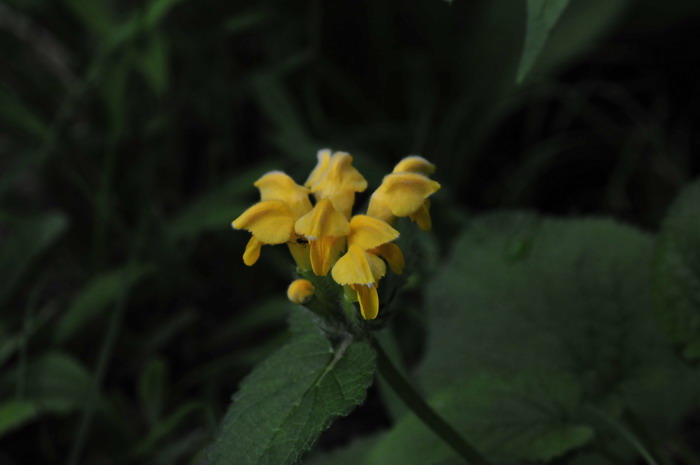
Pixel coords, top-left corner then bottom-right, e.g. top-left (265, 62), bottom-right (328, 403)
top-left (331, 245), bottom-right (385, 285)
top-left (370, 242), bottom-right (405, 275)
top-left (309, 236), bottom-right (344, 276)
top-left (409, 201), bottom-right (432, 231)
top-left (365, 199), bottom-right (395, 225)
top-left (304, 149), bottom-right (332, 189)
top-left (254, 171), bottom-right (312, 218)
top-left (348, 215), bottom-right (399, 251)
top-left (369, 172), bottom-right (440, 217)
top-left (294, 198), bottom-right (350, 239)
top-left (287, 279), bottom-right (314, 304)
top-left (353, 284), bottom-right (379, 320)
top-left (243, 236), bottom-right (263, 266)
top-left (393, 155), bottom-right (436, 175)
top-left (310, 152), bottom-right (367, 217)
top-left (231, 200), bottom-right (295, 244)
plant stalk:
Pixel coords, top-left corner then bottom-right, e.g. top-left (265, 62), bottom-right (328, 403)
top-left (370, 338), bottom-right (492, 465)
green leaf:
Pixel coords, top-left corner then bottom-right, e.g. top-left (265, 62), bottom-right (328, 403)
top-left (517, 0), bottom-right (570, 83)
top-left (0, 85), bottom-right (51, 142)
top-left (412, 214), bottom-right (695, 460)
top-left (653, 180), bottom-right (700, 359)
top-left (144, 0), bottom-right (183, 29)
top-left (135, 32), bottom-right (169, 95)
top-left (62, 0), bottom-right (115, 39)
top-left (0, 212), bottom-right (68, 305)
top-left (139, 358), bottom-right (168, 425)
top-left (202, 309), bottom-right (376, 465)
top-left (165, 165), bottom-right (272, 243)
top-left (0, 400), bottom-right (38, 438)
top-left (22, 352), bottom-right (92, 414)
top-left (367, 372), bottom-right (594, 464)
top-left (54, 264), bottom-right (153, 344)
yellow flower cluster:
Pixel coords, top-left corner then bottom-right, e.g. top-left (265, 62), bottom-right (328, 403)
top-left (232, 150), bottom-right (440, 320)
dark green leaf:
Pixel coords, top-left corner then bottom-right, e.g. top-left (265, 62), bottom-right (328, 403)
top-left (0, 400), bottom-right (38, 438)
top-left (367, 372), bottom-right (594, 464)
top-left (412, 214), bottom-right (696, 460)
top-left (0, 85), bottom-right (51, 142)
top-left (139, 358), bottom-right (168, 425)
top-left (517, 0), bottom-right (570, 83)
top-left (54, 264), bottom-right (154, 344)
top-left (202, 309), bottom-right (376, 465)
top-left (62, 0), bottom-right (114, 39)
top-left (23, 352), bottom-right (91, 414)
top-left (653, 180), bottom-right (700, 359)
top-left (0, 213), bottom-right (68, 304)
top-left (135, 32), bottom-right (169, 95)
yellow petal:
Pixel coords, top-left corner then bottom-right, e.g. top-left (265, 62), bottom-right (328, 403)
top-left (243, 236), bottom-right (263, 266)
top-left (232, 200), bottom-right (295, 244)
top-left (309, 236), bottom-right (344, 276)
top-left (369, 172), bottom-right (440, 217)
top-left (287, 241), bottom-right (311, 271)
top-left (370, 242), bottom-right (405, 275)
top-left (311, 152), bottom-right (367, 217)
top-left (393, 155), bottom-right (436, 175)
top-left (365, 198), bottom-right (395, 225)
top-left (331, 245), bottom-right (385, 285)
top-left (294, 198), bottom-right (350, 239)
top-left (254, 171), bottom-right (312, 218)
top-left (305, 149), bottom-right (332, 189)
top-left (287, 279), bottom-right (314, 304)
top-left (409, 201), bottom-right (432, 231)
top-left (348, 215), bottom-right (399, 250)
top-left (353, 284), bottom-right (379, 320)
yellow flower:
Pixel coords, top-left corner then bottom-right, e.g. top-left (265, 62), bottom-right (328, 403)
top-left (305, 150), bottom-right (367, 218)
top-left (287, 279), bottom-right (314, 304)
top-left (295, 198), bottom-right (350, 276)
top-left (232, 171), bottom-right (312, 267)
top-left (330, 215), bottom-right (401, 319)
top-left (332, 245), bottom-right (387, 319)
top-left (367, 156), bottom-right (441, 231)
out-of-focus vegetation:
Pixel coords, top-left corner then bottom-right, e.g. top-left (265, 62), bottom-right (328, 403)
top-left (1, 0), bottom-right (700, 464)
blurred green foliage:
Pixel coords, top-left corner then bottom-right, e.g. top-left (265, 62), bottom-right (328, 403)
top-left (1, 0), bottom-right (700, 463)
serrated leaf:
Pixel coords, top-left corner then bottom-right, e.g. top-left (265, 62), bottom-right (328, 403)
top-left (517, 0), bottom-right (570, 83)
top-left (653, 180), bottom-right (700, 359)
top-left (54, 264), bottom-right (153, 344)
top-left (0, 400), bottom-right (38, 438)
top-left (367, 373), bottom-right (594, 464)
top-left (202, 309), bottom-right (376, 465)
top-left (412, 213), bottom-right (695, 460)
top-left (0, 212), bottom-right (68, 304)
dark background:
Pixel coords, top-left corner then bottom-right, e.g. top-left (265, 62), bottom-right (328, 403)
top-left (1, 0), bottom-right (700, 463)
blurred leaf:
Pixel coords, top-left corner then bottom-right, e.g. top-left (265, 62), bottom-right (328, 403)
top-left (530, 0), bottom-right (630, 80)
top-left (367, 373), bottom-right (593, 464)
top-left (130, 402), bottom-right (203, 459)
top-left (54, 264), bottom-right (154, 344)
top-left (0, 85), bottom-right (51, 142)
top-left (0, 212), bottom-right (68, 304)
top-left (135, 31), bottom-right (169, 95)
top-left (303, 434), bottom-right (378, 465)
top-left (222, 8), bottom-right (270, 35)
top-left (62, 0), bottom-right (114, 39)
top-left (517, 0), bottom-right (570, 83)
top-left (653, 180), bottom-right (700, 359)
top-left (0, 400), bottom-right (38, 438)
top-left (416, 214), bottom-right (696, 452)
top-left (23, 351), bottom-right (91, 414)
top-left (0, 304), bottom-right (55, 367)
top-left (99, 57), bottom-right (129, 138)
top-left (202, 308), bottom-right (376, 465)
top-left (144, 0), bottom-right (183, 29)
top-left (165, 165), bottom-right (272, 243)
top-left (139, 358), bottom-right (167, 425)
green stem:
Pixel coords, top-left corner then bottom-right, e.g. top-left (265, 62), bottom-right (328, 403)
top-left (370, 338), bottom-right (492, 465)
top-left (588, 406), bottom-right (659, 465)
